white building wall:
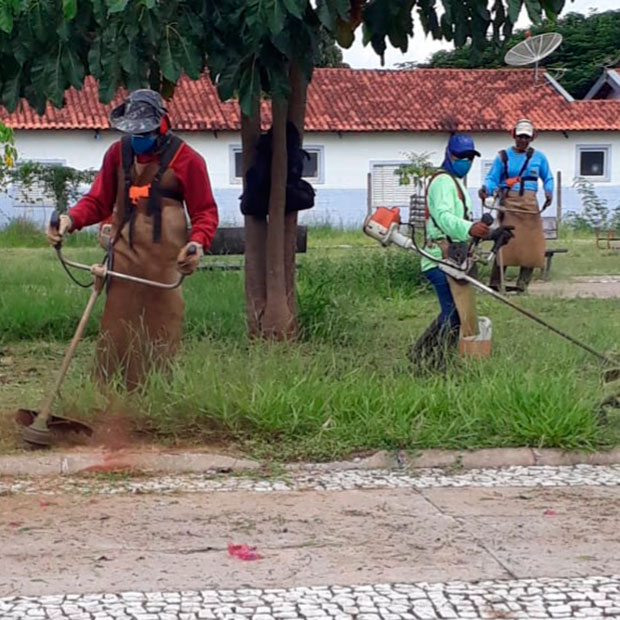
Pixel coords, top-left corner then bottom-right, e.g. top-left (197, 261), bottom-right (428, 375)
top-left (3, 128), bottom-right (619, 229)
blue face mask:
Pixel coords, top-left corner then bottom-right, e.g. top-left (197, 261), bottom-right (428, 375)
top-left (131, 135), bottom-right (157, 154)
top-left (451, 158), bottom-right (472, 178)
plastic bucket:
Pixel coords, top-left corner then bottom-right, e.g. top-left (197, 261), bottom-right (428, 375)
top-left (459, 316), bottom-right (492, 358)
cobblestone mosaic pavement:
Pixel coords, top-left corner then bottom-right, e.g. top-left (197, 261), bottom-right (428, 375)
top-left (3, 464), bottom-right (620, 496)
top-left (3, 576), bottom-right (620, 619)
top-left (4, 466), bottom-right (620, 617)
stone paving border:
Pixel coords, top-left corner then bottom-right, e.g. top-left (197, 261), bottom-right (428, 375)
top-left (3, 464), bottom-right (620, 496)
top-left (4, 447), bottom-right (620, 477)
top-left (3, 575), bottom-right (620, 619)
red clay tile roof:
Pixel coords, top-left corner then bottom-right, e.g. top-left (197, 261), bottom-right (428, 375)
top-left (1, 68), bottom-right (619, 132)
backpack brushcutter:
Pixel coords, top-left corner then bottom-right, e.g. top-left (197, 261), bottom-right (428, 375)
top-left (363, 207), bottom-right (619, 377)
top-left (15, 210), bottom-right (196, 449)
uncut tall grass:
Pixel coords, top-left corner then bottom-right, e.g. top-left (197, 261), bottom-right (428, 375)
top-left (1, 224), bottom-right (618, 458)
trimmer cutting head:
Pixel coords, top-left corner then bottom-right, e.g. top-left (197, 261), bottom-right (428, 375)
top-left (15, 408), bottom-right (94, 449)
top-left (20, 424), bottom-right (54, 448)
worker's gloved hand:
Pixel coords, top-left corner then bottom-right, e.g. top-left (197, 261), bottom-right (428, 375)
top-left (478, 187), bottom-right (488, 200)
top-left (469, 221), bottom-right (490, 239)
top-left (46, 214), bottom-right (72, 246)
top-left (176, 241), bottom-right (203, 275)
top-left (542, 191), bottom-right (553, 211)
top-left (489, 225), bottom-right (515, 243)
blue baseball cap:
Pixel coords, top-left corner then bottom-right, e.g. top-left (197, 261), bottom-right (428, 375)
top-left (447, 133), bottom-right (481, 158)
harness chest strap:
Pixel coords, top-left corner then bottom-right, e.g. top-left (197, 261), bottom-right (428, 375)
top-left (500, 147), bottom-right (535, 196)
top-left (121, 135), bottom-right (185, 245)
top-left (128, 184), bottom-right (183, 205)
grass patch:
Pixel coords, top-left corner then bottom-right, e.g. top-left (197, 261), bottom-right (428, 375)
top-left (0, 217), bottom-right (99, 248)
top-left (1, 226), bottom-right (619, 458)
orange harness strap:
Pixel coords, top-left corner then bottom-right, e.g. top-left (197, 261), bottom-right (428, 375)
top-left (129, 184), bottom-right (151, 205)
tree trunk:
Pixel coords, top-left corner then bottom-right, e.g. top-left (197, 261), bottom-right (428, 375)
top-left (284, 63), bottom-right (309, 324)
top-left (262, 97), bottom-right (295, 339)
top-left (241, 99), bottom-right (266, 338)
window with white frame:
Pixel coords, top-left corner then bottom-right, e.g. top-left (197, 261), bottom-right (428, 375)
top-left (576, 145), bottom-right (610, 181)
top-left (230, 145), bottom-right (324, 183)
top-left (11, 159), bottom-right (65, 207)
top-left (370, 162), bottom-right (412, 208)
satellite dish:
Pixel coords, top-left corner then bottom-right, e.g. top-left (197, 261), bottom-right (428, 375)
top-left (504, 32), bottom-right (563, 82)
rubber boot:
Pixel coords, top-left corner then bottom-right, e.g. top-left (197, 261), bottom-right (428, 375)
top-left (408, 318), bottom-right (459, 375)
top-left (516, 267), bottom-right (534, 293)
top-left (489, 262), bottom-right (505, 292)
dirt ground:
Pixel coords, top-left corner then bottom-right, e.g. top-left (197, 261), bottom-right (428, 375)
top-left (2, 484), bottom-right (620, 597)
top-left (529, 275), bottom-right (620, 299)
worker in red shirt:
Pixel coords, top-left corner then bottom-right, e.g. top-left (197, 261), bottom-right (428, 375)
top-left (47, 89), bottom-right (219, 388)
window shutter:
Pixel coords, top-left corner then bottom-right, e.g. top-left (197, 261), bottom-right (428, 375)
top-left (371, 163), bottom-right (412, 208)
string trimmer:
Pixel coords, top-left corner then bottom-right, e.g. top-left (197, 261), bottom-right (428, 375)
top-left (363, 207), bottom-right (619, 381)
top-left (15, 211), bottom-right (196, 449)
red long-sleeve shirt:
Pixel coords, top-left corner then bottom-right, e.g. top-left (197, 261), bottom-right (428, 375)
top-left (69, 139), bottom-right (219, 250)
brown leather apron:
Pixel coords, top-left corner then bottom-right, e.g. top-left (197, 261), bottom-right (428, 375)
top-left (96, 155), bottom-right (188, 389)
top-left (434, 239), bottom-right (479, 339)
top-left (499, 190), bottom-right (545, 268)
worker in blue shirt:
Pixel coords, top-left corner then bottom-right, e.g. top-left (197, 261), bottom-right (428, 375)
top-left (479, 118), bottom-right (554, 292)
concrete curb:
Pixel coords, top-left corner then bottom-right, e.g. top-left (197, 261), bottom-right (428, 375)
top-left (3, 447), bottom-right (620, 477)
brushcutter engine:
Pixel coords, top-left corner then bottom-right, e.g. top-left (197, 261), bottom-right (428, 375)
top-left (363, 207), bottom-right (468, 279)
top-left (363, 207), bottom-right (414, 250)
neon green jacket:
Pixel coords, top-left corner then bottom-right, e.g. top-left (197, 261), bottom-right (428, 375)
top-left (421, 172), bottom-right (473, 273)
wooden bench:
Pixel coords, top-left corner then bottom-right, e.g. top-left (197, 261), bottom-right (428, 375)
top-left (541, 217), bottom-right (567, 281)
top-left (199, 225), bottom-right (308, 270)
top-left (596, 229), bottom-right (620, 250)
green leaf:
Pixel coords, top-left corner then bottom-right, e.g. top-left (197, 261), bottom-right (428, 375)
top-left (174, 36), bottom-right (203, 80)
top-left (87, 37), bottom-right (103, 77)
top-left (107, 0), bottom-right (129, 14)
top-left (141, 8), bottom-right (161, 46)
top-left (316, 0), bottom-right (336, 30)
top-left (268, 0), bottom-right (286, 34)
top-left (62, 0), bottom-right (78, 20)
top-left (334, 0), bottom-right (351, 20)
top-left (1, 65), bottom-right (21, 112)
top-left (61, 46), bottom-right (85, 88)
top-left (0, 0), bottom-right (14, 34)
top-left (238, 62), bottom-right (260, 117)
top-left (281, 0), bottom-right (305, 20)
top-left (215, 61), bottom-right (240, 101)
top-left (98, 52), bottom-right (121, 102)
top-left (507, 0), bottom-right (523, 24)
top-left (524, 0), bottom-right (543, 25)
top-left (28, 0), bottom-right (49, 42)
top-left (160, 32), bottom-right (181, 82)
top-left (56, 19), bottom-right (71, 42)
top-left (265, 62), bottom-right (289, 99)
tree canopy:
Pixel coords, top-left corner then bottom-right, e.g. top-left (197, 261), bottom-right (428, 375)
top-left (0, 0), bottom-right (568, 116)
top-left (403, 10), bottom-right (620, 99)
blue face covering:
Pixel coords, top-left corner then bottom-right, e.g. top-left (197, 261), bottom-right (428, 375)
top-left (131, 135), bottom-right (157, 154)
top-left (451, 158), bottom-right (472, 178)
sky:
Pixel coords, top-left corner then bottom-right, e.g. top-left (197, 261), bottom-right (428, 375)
top-left (341, 0), bottom-right (619, 69)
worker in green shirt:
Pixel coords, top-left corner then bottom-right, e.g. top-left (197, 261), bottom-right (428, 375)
top-left (410, 133), bottom-right (490, 371)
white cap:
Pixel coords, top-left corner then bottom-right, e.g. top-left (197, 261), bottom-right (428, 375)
top-left (514, 118), bottom-right (535, 137)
